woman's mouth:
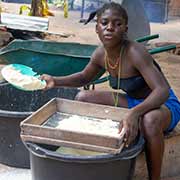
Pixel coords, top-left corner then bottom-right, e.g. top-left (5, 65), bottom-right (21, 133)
top-left (104, 34), bottom-right (113, 40)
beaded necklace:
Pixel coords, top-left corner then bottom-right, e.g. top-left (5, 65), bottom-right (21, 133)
top-left (104, 45), bottom-right (124, 107)
top-left (105, 51), bottom-right (120, 70)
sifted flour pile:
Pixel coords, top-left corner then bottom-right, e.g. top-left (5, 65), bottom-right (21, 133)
top-left (56, 114), bottom-right (121, 137)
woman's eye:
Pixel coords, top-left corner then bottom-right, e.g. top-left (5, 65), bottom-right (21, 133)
top-left (101, 20), bottom-right (108, 25)
top-left (116, 22), bottom-right (122, 26)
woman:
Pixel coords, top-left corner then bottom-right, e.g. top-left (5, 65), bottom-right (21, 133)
top-left (41, 2), bottom-right (180, 180)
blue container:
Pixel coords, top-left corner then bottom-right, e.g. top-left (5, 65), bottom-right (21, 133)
top-left (143, 0), bottom-right (168, 23)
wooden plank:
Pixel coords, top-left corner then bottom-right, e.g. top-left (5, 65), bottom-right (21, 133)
top-left (21, 98), bottom-right (127, 153)
top-left (21, 124), bottom-right (124, 148)
top-left (56, 98), bottom-right (128, 121)
top-left (20, 98), bottom-right (56, 126)
top-left (21, 135), bottom-right (125, 154)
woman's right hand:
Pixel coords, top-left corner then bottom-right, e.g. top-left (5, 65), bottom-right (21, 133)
top-left (119, 111), bottom-right (139, 147)
top-left (40, 74), bottom-right (55, 90)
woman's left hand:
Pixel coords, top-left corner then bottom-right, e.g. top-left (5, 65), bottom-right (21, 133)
top-left (119, 111), bottom-right (139, 147)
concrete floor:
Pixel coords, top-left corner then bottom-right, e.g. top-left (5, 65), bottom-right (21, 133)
top-left (0, 162), bottom-right (180, 180)
top-left (0, 164), bottom-right (30, 180)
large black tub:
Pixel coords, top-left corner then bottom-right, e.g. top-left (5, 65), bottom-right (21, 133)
top-left (0, 83), bottom-right (79, 168)
top-left (26, 136), bottom-right (144, 180)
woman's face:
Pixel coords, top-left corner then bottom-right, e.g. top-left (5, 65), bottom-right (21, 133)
top-left (96, 8), bottom-right (128, 48)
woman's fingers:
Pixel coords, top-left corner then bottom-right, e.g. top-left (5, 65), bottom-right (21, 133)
top-left (126, 125), bottom-right (139, 147)
top-left (119, 113), bottom-right (140, 148)
top-left (40, 74), bottom-right (47, 80)
top-left (123, 123), bottom-right (130, 147)
top-left (40, 74), bottom-right (54, 90)
top-left (118, 122), bottom-right (123, 133)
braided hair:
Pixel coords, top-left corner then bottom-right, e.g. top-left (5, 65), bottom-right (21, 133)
top-left (84, 2), bottom-right (128, 25)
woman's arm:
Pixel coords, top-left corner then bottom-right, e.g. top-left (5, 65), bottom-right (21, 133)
top-left (121, 42), bottom-right (170, 146)
top-left (128, 42), bottom-right (170, 117)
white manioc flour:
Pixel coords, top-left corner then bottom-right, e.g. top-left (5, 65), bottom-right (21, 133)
top-left (56, 114), bottom-right (124, 156)
top-left (2, 66), bottom-right (46, 90)
top-left (56, 115), bottom-right (120, 137)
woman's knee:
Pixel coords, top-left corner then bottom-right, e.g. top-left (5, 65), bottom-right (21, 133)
top-left (140, 113), bottom-right (162, 137)
top-left (75, 91), bottom-right (88, 102)
top-left (75, 90), bottom-right (91, 102)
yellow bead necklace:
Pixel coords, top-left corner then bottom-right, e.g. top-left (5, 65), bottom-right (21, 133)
top-left (104, 46), bottom-right (124, 107)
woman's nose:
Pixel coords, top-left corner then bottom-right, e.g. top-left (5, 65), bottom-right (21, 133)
top-left (107, 22), bottom-right (114, 31)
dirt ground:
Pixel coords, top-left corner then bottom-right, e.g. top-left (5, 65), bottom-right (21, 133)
top-left (0, 2), bottom-right (180, 180)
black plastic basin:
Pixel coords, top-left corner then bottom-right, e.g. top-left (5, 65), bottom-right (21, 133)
top-left (26, 136), bottom-right (144, 180)
top-left (0, 83), bottom-right (79, 168)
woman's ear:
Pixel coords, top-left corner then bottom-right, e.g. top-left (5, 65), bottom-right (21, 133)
top-left (95, 24), bottom-right (99, 34)
top-left (125, 26), bottom-right (128, 33)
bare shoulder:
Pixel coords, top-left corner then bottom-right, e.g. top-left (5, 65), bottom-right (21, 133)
top-left (127, 41), bottom-right (150, 57)
top-left (126, 41), bottom-right (154, 65)
top-left (91, 46), bottom-right (105, 67)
